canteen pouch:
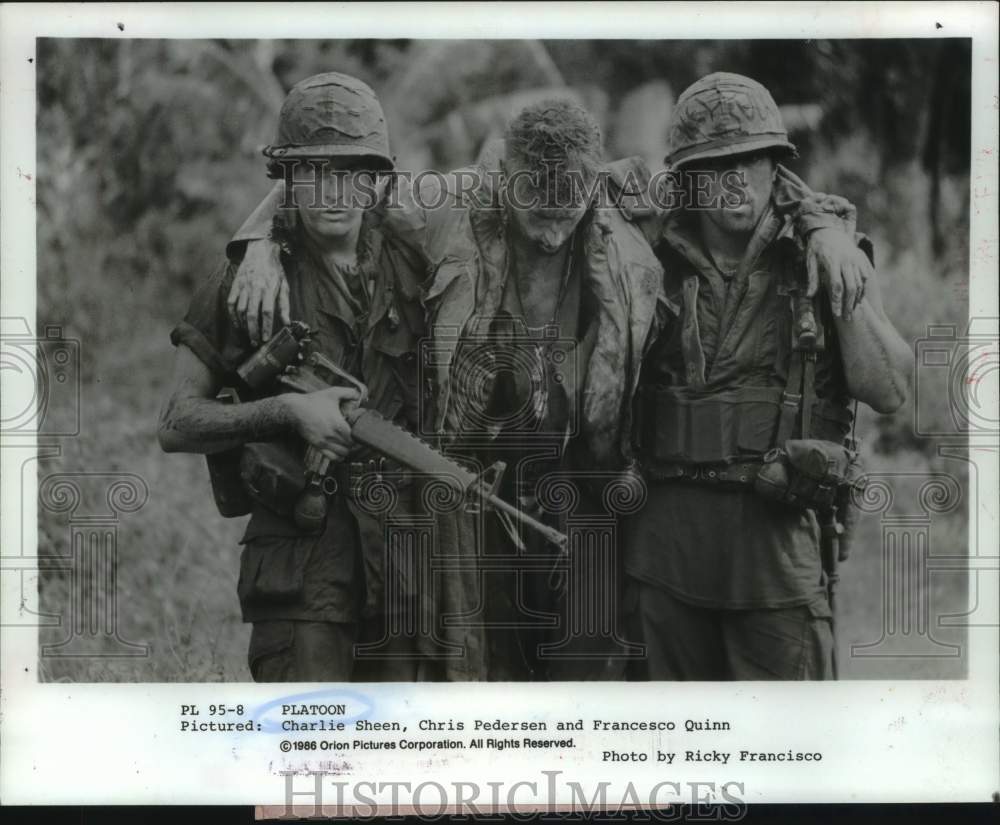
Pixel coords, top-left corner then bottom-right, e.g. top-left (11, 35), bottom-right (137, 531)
top-left (754, 439), bottom-right (865, 513)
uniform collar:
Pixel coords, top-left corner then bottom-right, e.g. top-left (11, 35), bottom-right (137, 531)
top-left (661, 203), bottom-right (792, 280)
top-left (276, 210), bottom-right (383, 334)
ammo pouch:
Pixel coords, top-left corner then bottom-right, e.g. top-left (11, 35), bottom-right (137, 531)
top-left (206, 388), bottom-right (254, 517)
top-left (239, 442), bottom-right (308, 517)
top-left (754, 439), bottom-right (864, 512)
top-left (637, 386), bottom-right (851, 464)
top-left (206, 449), bottom-right (253, 517)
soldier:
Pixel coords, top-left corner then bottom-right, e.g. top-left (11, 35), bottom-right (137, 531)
top-left (225, 95), bottom-right (868, 681)
top-left (417, 102), bottom-right (664, 681)
top-left (157, 73), bottom-right (427, 682)
top-left (623, 73), bottom-right (912, 680)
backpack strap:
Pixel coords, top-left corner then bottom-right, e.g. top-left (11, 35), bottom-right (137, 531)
top-left (777, 286), bottom-right (824, 445)
top-left (777, 349), bottom-right (804, 446)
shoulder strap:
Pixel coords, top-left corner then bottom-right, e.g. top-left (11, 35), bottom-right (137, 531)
top-left (777, 291), bottom-right (823, 444)
top-left (801, 351), bottom-right (816, 438)
top-left (777, 350), bottom-right (804, 445)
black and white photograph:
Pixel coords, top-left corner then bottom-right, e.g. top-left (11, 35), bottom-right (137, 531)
top-left (2, 2), bottom-right (997, 815)
top-left (28, 34), bottom-right (976, 683)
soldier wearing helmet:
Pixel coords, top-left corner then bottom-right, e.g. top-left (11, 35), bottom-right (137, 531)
top-left (158, 73), bottom-right (428, 682)
top-left (622, 73), bottom-right (911, 680)
top-left (220, 77), bottom-right (874, 682)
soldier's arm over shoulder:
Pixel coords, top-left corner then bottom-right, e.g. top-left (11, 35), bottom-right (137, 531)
top-left (773, 165), bottom-right (882, 325)
top-left (604, 155), bottom-right (664, 248)
top-left (225, 184), bottom-right (290, 345)
top-left (226, 182), bottom-right (284, 261)
top-left (772, 164), bottom-right (857, 236)
top-left (414, 169), bottom-right (483, 315)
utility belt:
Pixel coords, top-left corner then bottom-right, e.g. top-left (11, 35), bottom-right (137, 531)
top-left (643, 458), bottom-right (765, 489)
top-left (636, 380), bottom-right (862, 500)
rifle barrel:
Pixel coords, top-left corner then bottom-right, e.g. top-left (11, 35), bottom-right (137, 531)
top-left (479, 486), bottom-right (568, 550)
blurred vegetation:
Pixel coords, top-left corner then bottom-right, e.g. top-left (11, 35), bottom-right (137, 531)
top-left (35, 39), bottom-right (972, 681)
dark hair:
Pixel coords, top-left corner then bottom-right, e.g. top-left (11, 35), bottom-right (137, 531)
top-left (503, 99), bottom-right (603, 207)
top-left (505, 99), bottom-right (602, 173)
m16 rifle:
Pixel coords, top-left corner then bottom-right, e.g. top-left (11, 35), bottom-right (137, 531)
top-left (231, 322), bottom-right (568, 550)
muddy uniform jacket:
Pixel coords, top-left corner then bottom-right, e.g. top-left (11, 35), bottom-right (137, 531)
top-left (172, 211), bottom-right (425, 625)
top-left (418, 163), bottom-right (665, 469)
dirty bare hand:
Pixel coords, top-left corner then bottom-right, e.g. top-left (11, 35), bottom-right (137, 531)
top-left (281, 387), bottom-right (360, 463)
top-left (227, 238), bottom-right (290, 346)
top-left (805, 227), bottom-right (872, 322)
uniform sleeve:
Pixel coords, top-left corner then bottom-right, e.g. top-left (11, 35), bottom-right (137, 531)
top-left (169, 259), bottom-right (252, 383)
top-left (772, 165), bottom-right (858, 237)
top-left (225, 183), bottom-right (284, 262)
top-left (604, 155), bottom-right (666, 249)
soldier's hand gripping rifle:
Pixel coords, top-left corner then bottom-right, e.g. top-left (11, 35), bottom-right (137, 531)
top-left (237, 323), bottom-right (568, 550)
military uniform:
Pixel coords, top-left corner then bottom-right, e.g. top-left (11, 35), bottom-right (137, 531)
top-left (172, 73), bottom-right (427, 682)
top-left (623, 73), bottom-right (860, 681)
top-left (413, 156), bottom-right (667, 681)
top-left (226, 146), bottom-right (666, 681)
top-left (625, 209), bottom-right (849, 679)
top-left (414, 152), bottom-right (849, 681)
top-left (173, 208), bottom-right (425, 681)
top-left (224, 107), bottom-right (855, 683)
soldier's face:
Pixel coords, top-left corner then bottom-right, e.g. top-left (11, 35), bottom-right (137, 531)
top-left (294, 160), bottom-right (376, 244)
top-left (509, 205), bottom-right (587, 255)
top-left (504, 159), bottom-right (593, 255)
top-left (698, 151), bottom-right (776, 237)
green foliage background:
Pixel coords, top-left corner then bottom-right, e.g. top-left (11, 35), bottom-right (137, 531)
top-left (35, 39), bottom-right (973, 681)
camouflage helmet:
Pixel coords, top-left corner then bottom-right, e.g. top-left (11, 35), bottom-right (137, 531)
top-left (263, 72), bottom-right (394, 170)
top-left (665, 72), bottom-right (796, 169)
